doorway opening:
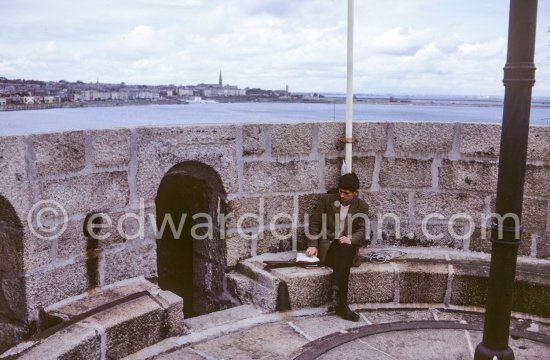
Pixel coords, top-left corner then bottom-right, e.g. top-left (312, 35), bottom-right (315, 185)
top-left (0, 196), bottom-right (28, 353)
top-left (155, 161), bottom-right (229, 318)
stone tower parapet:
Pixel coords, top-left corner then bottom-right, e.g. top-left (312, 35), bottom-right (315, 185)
top-left (0, 121), bottom-right (549, 323)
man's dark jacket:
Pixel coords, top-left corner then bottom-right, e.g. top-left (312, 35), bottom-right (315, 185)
top-left (306, 193), bottom-right (369, 264)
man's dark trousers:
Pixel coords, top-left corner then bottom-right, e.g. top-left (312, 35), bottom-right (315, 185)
top-left (324, 240), bottom-right (356, 296)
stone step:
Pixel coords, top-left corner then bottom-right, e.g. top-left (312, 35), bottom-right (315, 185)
top-left (183, 305), bottom-right (263, 332)
top-left (226, 248), bottom-right (550, 318)
top-left (0, 278), bottom-right (184, 360)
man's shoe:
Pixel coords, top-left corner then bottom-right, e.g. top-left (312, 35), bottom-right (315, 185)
top-left (336, 304), bottom-right (360, 322)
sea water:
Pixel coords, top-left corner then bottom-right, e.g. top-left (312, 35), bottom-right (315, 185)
top-left (1, 101), bottom-right (549, 136)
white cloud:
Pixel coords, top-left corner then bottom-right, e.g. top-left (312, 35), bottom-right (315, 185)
top-left (458, 37), bottom-right (506, 59)
top-left (371, 27), bottom-right (432, 55)
top-left (0, 0), bottom-right (548, 95)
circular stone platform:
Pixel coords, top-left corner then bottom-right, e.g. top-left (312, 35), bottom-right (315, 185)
top-left (140, 306), bottom-right (550, 360)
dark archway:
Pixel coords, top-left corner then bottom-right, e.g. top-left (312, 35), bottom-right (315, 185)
top-left (155, 161), bottom-right (228, 318)
top-left (0, 195), bottom-right (25, 320)
top-left (0, 195), bottom-right (29, 353)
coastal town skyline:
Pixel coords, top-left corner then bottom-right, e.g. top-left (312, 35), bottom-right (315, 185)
top-left (1, 1), bottom-right (549, 96)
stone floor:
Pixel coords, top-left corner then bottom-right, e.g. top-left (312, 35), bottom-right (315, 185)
top-left (130, 305), bottom-right (550, 360)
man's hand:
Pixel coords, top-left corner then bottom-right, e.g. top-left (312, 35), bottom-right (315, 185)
top-left (305, 246), bottom-right (318, 257)
top-left (338, 236), bottom-right (352, 245)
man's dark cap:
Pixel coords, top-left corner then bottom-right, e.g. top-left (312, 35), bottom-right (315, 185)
top-left (338, 173), bottom-right (360, 191)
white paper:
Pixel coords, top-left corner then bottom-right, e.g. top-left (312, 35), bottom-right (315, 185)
top-left (296, 253), bottom-right (320, 263)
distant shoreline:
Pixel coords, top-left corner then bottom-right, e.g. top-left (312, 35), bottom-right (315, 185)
top-left (1, 96), bottom-right (549, 112)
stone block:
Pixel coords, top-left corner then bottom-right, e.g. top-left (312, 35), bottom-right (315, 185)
top-left (264, 195), bottom-right (294, 227)
top-left (527, 126), bottom-right (550, 161)
top-left (357, 328), bottom-right (472, 360)
top-left (361, 190), bottom-right (409, 220)
top-left (57, 210), bottom-right (136, 260)
top-left (151, 290), bottom-right (185, 337)
top-left (22, 247), bottom-right (52, 271)
top-left (354, 122), bottom-right (389, 153)
top-left (242, 160), bottom-right (319, 193)
top-left (469, 228), bottom-right (532, 256)
top-left (379, 158), bottom-right (432, 189)
top-left (450, 264), bottom-right (489, 307)
top-left (270, 123), bottom-right (312, 156)
top-left (227, 195), bottom-right (294, 229)
top-left (90, 296), bottom-right (164, 359)
top-left (136, 141), bottom-right (238, 203)
top-left (40, 171), bottom-right (129, 216)
top-left (298, 193), bottom-right (325, 224)
top-left (325, 156), bottom-right (375, 190)
top-left (361, 309), bottom-right (435, 324)
top-left (371, 219), bottom-right (413, 246)
top-left (26, 261), bottom-right (89, 311)
top-left (524, 164), bottom-right (550, 198)
top-left (57, 212), bottom-right (135, 258)
top-left (513, 281), bottom-right (550, 318)
top-left (348, 264), bottom-right (395, 304)
top-left (318, 122), bottom-right (345, 153)
top-left (191, 322), bottom-right (308, 359)
top-left (392, 122), bottom-right (454, 154)
top-left (90, 128), bottom-right (131, 168)
top-left (225, 233), bottom-right (252, 267)
top-left (398, 263), bottom-right (448, 303)
top-left (117, 207), bottom-right (157, 242)
top-left (536, 233), bottom-right (549, 259)
top-left (242, 124), bottom-right (265, 156)
top-left (225, 272), bottom-right (278, 312)
top-left (0, 136), bottom-right (33, 221)
top-left (47, 280), bottom-right (156, 318)
top-left (55, 218), bottom-right (87, 259)
top-left (18, 323), bottom-right (101, 360)
top-left (256, 228), bottom-right (294, 255)
top-left (459, 123), bottom-right (501, 157)
top-left (236, 259), bottom-right (280, 289)
top-left (184, 304), bottom-right (262, 332)
top-left (439, 159), bottom-right (498, 192)
top-left (103, 242), bottom-right (157, 285)
top-left (271, 266), bottom-right (332, 308)
top-left (32, 131), bottom-right (85, 177)
top-left (417, 222), bottom-right (468, 249)
top-left (521, 197), bottom-right (548, 232)
top-left (414, 191), bottom-right (486, 224)
top-left (375, 221), bottom-right (466, 249)
top-left (137, 124), bottom-right (237, 145)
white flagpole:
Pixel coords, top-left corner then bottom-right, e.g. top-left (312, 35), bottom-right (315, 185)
top-left (345, 0), bottom-right (354, 173)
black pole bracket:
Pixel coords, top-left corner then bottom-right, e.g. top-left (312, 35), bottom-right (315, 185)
top-left (490, 222), bottom-right (523, 245)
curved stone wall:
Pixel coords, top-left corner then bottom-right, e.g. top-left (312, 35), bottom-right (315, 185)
top-left (0, 121), bottom-right (549, 323)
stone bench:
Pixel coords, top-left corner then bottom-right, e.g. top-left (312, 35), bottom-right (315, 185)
top-left (226, 248), bottom-right (550, 318)
top-left (0, 278), bottom-right (184, 360)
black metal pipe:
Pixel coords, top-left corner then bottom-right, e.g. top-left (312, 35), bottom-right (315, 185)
top-left (474, 1), bottom-right (538, 359)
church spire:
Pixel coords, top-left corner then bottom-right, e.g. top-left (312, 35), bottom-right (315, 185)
top-left (219, 70), bottom-right (223, 87)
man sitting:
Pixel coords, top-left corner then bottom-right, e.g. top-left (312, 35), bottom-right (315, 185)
top-left (305, 173), bottom-right (369, 321)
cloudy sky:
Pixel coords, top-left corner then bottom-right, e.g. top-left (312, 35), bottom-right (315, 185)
top-left (1, 0), bottom-right (549, 96)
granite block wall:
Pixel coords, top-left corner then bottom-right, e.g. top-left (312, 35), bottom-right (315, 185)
top-left (0, 121), bottom-right (549, 322)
